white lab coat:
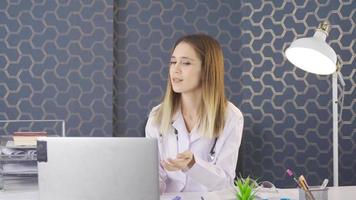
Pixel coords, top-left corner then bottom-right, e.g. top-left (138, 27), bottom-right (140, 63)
top-left (145, 101), bottom-right (244, 193)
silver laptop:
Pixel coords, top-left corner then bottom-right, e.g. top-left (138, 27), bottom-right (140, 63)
top-left (37, 137), bottom-right (159, 200)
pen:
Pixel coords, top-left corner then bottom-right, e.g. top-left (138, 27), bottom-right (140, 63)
top-left (321, 179), bottom-right (329, 189)
top-left (286, 169), bottom-right (302, 188)
top-left (299, 175), bottom-right (310, 189)
top-left (298, 175), bottom-right (315, 200)
top-left (171, 196), bottom-right (181, 200)
top-left (286, 169), bottom-right (314, 200)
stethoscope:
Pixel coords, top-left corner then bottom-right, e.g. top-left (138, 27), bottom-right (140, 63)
top-left (173, 128), bottom-right (218, 162)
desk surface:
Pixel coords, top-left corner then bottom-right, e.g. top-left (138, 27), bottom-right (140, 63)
top-left (162, 186), bottom-right (356, 200)
top-left (1, 184), bottom-right (356, 200)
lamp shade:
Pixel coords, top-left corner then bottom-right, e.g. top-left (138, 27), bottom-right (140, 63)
top-left (285, 30), bottom-right (337, 75)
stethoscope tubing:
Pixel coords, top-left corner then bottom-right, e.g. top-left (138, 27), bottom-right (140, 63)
top-left (174, 128), bottom-right (218, 161)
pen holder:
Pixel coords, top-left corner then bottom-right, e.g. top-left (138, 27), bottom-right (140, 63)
top-left (299, 186), bottom-right (328, 200)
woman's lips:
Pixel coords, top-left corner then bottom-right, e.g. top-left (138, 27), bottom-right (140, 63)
top-left (172, 78), bottom-right (183, 83)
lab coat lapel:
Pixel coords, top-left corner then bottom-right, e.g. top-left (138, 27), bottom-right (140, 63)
top-left (190, 128), bottom-right (202, 143)
top-left (164, 129), bottom-right (177, 159)
top-left (172, 107), bottom-right (202, 144)
top-left (172, 111), bottom-right (190, 154)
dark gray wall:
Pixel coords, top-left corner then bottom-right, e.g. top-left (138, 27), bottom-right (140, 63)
top-left (114, 0), bottom-right (356, 187)
top-left (1, 0), bottom-right (354, 189)
top-left (0, 0), bottom-right (113, 136)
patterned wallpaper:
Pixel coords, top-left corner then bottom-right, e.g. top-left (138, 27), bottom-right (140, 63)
top-left (0, 0), bottom-right (113, 136)
top-left (114, 0), bottom-right (355, 187)
top-left (0, 0), bottom-right (354, 188)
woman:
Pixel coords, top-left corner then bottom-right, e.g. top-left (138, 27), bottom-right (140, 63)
top-left (145, 33), bottom-right (244, 193)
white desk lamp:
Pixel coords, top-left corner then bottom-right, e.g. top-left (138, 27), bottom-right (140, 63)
top-left (285, 21), bottom-right (345, 186)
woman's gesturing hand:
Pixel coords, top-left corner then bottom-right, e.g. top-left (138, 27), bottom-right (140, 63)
top-left (162, 150), bottom-right (196, 171)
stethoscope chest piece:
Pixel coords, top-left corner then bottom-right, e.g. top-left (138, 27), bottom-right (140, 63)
top-left (208, 152), bottom-right (215, 162)
top-left (208, 137), bottom-right (218, 162)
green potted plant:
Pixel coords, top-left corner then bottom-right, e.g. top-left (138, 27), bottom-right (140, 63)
top-left (235, 176), bottom-right (258, 200)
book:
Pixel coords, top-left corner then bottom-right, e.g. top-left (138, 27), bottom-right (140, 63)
top-left (13, 131), bottom-right (47, 146)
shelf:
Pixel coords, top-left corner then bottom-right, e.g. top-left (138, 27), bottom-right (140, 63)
top-left (2, 172), bottom-right (37, 177)
top-left (3, 141), bottom-right (36, 149)
top-left (0, 153), bottom-right (37, 161)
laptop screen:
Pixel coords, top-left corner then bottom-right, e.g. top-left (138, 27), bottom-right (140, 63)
top-left (37, 137), bottom-right (159, 200)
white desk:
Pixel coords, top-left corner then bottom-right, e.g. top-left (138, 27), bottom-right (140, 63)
top-left (162, 186), bottom-right (356, 200)
top-left (1, 184), bottom-right (356, 200)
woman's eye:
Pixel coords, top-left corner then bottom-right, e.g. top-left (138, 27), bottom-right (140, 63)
top-left (170, 61), bottom-right (177, 65)
top-left (182, 62), bottom-right (191, 65)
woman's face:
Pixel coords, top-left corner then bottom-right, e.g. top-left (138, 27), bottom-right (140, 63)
top-left (170, 42), bottom-right (202, 94)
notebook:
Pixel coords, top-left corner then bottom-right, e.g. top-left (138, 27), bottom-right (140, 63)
top-left (37, 137), bottom-right (159, 200)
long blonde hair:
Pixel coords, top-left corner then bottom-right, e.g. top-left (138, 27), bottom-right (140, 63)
top-left (154, 34), bottom-right (227, 138)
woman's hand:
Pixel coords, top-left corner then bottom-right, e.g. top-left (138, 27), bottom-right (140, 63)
top-left (162, 150), bottom-right (196, 171)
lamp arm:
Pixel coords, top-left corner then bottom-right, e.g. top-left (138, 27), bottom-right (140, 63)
top-left (337, 71), bottom-right (345, 87)
top-left (332, 72), bottom-right (338, 186)
top-left (336, 58), bottom-right (345, 87)
top-left (332, 64), bottom-right (346, 186)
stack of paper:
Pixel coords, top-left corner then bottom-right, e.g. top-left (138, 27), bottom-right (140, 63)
top-left (1, 141), bottom-right (38, 175)
top-left (1, 143), bottom-right (37, 159)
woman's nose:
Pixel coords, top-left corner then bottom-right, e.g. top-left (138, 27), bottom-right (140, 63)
top-left (172, 62), bottom-right (181, 73)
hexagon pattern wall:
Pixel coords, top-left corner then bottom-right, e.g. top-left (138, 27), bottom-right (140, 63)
top-left (114, 0), bottom-right (355, 187)
top-left (0, 0), bottom-right (113, 137)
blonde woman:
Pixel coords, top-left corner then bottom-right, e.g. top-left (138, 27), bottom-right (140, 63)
top-left (145, 34), bottom-right (244, 193)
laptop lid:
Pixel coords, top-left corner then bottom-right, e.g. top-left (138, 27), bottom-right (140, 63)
top-left (37, 137), bottom-right (159, 200)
